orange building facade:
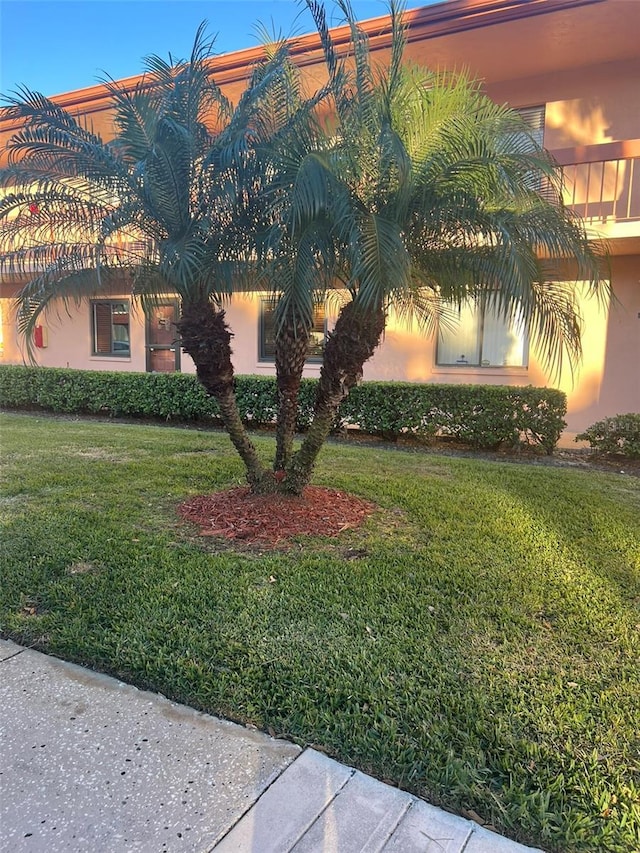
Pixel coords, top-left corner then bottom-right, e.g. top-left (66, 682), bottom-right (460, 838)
top-left (1, 0), bottom-right (638, 434)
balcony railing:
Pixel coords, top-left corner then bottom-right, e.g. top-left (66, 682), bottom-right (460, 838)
top-left (551, 139), bottom-right (640, 225)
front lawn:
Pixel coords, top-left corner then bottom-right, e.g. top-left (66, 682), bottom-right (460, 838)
top-left (1, 413), bottom-right (638, 852)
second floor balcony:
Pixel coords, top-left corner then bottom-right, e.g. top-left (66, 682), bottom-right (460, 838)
top-left (553, 139), bottom-right (640, 243)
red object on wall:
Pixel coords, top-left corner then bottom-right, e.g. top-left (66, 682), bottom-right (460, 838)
top-left (34, 325), bottom-right (45, 348)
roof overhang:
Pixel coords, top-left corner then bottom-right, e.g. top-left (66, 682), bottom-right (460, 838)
top-left (4, 0), bottom-right (636, 126)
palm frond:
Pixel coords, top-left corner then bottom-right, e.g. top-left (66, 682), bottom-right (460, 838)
top-left (104, 78), bottom-right (162, 164)
top-left (349, 212), bottom-right (410, 311)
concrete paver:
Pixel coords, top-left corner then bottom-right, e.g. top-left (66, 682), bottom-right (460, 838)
top-left (290, 765), bottom-right (411, 852)
top-left (464, 824), bottom-right (542, 852)
top-left (217, 749), bottom-right (541, 852)
top-left (215, 750), bottom-right (353, 852)
top-left (1, 641), bottom-right (543, 853)
top-left (378, 797), bottom-right (472, 852)
top-left (0, 639), bottom-right (22, 661)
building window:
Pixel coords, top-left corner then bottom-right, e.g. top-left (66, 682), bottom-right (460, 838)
top-left (514, 105), bottom-right (546, 193)
top-left (437, 301), bottom-right (528, 368)
top-left (92, 301), bottom-right (130, 356)
top-left (517, 105), bottom-right (545, 147)
top-left (259, 301), bottom-right (326, 362)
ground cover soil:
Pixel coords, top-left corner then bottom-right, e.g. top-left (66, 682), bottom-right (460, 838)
top-left (178, 485), bottom-right (376, 547)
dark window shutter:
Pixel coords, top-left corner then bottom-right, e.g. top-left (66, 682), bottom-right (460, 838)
top-left (93, 303), bottom-right (112, 354)
top-left (260, 303), bottom-right (277, 359)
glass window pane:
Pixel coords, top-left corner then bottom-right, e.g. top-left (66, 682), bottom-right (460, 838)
top-left (481, 305), bottom-right (527, 367)
top-left (260, 301), bottom-right (326, 362)
top-left (260, 303), bottom-right (277, 360)
top-left (308, 304), bottom-right (326, 361)
top-left (437, 302), bottom-right (481, 365)
top-left (112, 323), bottom-right (130, 353)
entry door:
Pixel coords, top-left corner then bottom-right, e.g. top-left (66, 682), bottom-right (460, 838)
top-left (146, 303), bottom-right (180, 372)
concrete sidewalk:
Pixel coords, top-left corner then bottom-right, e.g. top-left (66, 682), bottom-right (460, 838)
top-left (0, 640), bottom-right (542, 852)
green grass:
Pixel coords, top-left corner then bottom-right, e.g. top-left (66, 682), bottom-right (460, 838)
top-left (1, 412), bottom-right (639, 852)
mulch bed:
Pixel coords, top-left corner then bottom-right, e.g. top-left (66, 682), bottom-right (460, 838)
top-left (178, 486), bottom-right (376, 546)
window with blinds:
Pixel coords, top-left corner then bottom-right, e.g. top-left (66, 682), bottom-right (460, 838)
top-left (92, 301), bottom-right (130, 356)
top-left (436, 301), bottom-right (528, 368)
top-left (513, 105), bottom-right (547, 195)
top-left (259, 301), bottom-right (326, 362)
top-left (517, 105), bottom-right (545, 147)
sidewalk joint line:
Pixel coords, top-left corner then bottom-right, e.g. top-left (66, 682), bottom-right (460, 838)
top-left (0, 647), bottom-right (26, 663)
top-left (283, 755), bottom-right (355, 851)
top-left (376, 796), bottom-right (413, 847)
top-left (208, 743), bottom-right (303, 851)
top-left (459, 823), bottom-right (478, 852)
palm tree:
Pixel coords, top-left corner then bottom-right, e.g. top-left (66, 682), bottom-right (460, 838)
top-left (0, 25), bottom-right (315, 493)
top-left (263, 0), bottom-right (608, 493)
top-left (0, 2), bottom-right (607, 498)
top-left (237, 40), bottom-right (338, 474)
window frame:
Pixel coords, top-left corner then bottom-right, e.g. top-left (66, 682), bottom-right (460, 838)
top-left (258, 300), bottom-right (327, 364)
top-left (91, 299), bottom-right (131, 358)
top-left (435, 300), bottom-right (529, 369)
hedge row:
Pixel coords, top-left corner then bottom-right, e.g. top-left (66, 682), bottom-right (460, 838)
top-left (0, 365), bottom-right (567, 451)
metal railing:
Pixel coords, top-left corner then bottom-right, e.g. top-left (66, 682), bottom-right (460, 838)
top-left (552, 139), bottom-right (640, 225)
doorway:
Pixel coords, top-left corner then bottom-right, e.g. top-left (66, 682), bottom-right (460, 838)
top-left (145, 302), bottom-right (180, 372)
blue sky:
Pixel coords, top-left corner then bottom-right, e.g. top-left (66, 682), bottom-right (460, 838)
top-left (0, 0), bottom-right (424, 98)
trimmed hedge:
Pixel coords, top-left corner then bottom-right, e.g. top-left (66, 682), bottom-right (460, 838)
top-left (0, 365), bottom-right (566, 451)
top-left (576, 413), bottom-right (640, 458)
top-left (340, 382), bottom-right (566, 452)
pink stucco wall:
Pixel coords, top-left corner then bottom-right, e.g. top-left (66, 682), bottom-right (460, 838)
top-left (2, 261), bottom-right (638, 435)
top-left (562, 257), bottom-right (639, 432)
top-left (488, 58), bottom-right (640, 149)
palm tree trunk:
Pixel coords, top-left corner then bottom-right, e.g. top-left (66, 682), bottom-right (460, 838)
top-left (285, 300), bottom-right (386, 494)
top-left (274, 321), bottom-right (310, 472)
top-left (178, 300), bottom-right (272, 493)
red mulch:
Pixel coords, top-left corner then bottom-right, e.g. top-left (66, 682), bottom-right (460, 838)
top-left (178, 486), bottom-right (376, 546)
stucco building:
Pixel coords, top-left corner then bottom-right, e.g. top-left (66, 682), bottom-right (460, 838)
top-left (1, 0), bottom-right (638, 434)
